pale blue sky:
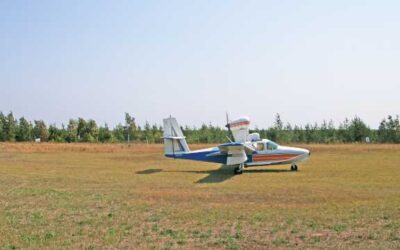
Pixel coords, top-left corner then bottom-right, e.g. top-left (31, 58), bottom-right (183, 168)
top-left (1, 0), bottom-right (399, 128)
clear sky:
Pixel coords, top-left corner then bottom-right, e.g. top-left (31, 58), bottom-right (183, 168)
top-left (1, 0), bottom-right (399, 129)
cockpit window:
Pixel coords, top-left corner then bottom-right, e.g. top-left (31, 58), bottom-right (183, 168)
top-left (266, 141), bottom-right (278, 150)
top-left (256, 142), bottom-right (265, 151)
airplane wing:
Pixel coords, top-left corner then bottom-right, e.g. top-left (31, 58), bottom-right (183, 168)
top-left (207, 142), bottom-right (255, 165)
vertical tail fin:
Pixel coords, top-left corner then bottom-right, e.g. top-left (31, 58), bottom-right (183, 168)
top-left (163, 117), bottom-right (190, 156)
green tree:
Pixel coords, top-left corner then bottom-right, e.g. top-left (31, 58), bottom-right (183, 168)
top-left (337, 118), bottom-right (351, 142)
top-left (143, 121), bottom-right (153, 143)
top-left (136, 125), bottom-right (143, 142)
top-left (348, 116), bottom-right (370, 142)
top-left (326, 120), bottom-right (337, 143)
top-left (48, 124), bottom-right (65, 142)
top-left (152, 125), bottom-right (163, 143)
top-left (98, 124), bottom-right (114, 143)
top-left (124, 113), bottom-right (137, 142)
top-left (65, 119), bottom-right (78, 142)
top-left (3, 112), bottom-right (17, 141)
top-left (112, 124), bottom-right (125, 142)
top-left (16, 117), bottom-right (33, 141)
top-left (76, 118), bottom-right (98, 142)
top-left (184, 125), bottom-right (200, 144)
top-left (84, 119), bottom-right (98, 142)
top-left (274, 113), bottom-right (283, 130)
top-left (378, 115), bottom-right (400, 143)
top-left (33, 120), bottom-right (49, 141)
top-left (0, 112), bottom-right (5, 141)
top-left (304, 124), bottom-right (314, 143)
top-left (198, 124), bottom-right (211, 143)
top-left (77, 118), bottom-right (87, 141)
top-left (266, 128), bottom-right (278, 142)
top-left (273, 113), bottom-right (286, 143)
top-left (292, 125), bottom-right (305, 143)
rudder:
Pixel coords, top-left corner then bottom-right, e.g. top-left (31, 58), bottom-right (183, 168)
top-left (163, 117), bottom-right (190, 156)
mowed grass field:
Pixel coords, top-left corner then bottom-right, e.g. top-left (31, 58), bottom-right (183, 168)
top-left (0, 143), bottom-right (400, 249)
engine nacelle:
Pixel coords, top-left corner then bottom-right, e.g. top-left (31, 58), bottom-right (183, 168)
top-left (248, 133), bottom-right (260, 142)
top-left (228, 116), bottom-right (250, 143)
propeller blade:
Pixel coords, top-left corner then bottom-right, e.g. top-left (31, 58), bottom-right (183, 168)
top-left (225, 112), bottom-right (233, 142)
top-left (225, 112), bottom-right (230, 128)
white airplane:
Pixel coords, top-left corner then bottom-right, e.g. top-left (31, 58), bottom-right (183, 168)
top-left (163, 116), bottom-right (310, 174)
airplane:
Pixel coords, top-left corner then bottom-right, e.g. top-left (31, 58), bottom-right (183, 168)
top-left (163, 116), bottom-right (310, 175)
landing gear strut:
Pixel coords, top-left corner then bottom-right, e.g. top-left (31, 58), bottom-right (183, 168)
top-left (234, 163), bottom-right (244, 175)
top-left (290, 164), bottom-right (298, 171)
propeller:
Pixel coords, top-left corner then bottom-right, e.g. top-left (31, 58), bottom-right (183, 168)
top-left (225, 112), bottom-right (233, 142)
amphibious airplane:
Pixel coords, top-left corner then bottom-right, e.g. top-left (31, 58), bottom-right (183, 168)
top-left (163, 116), bottom-right (310, 174)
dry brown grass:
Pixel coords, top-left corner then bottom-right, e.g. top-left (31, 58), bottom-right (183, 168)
top-left (0, 142), bottom-right (165, 153)
top-left (0, 142), bottom-right (217, 154)
top-left (0, 143), bottom-right (400, 249)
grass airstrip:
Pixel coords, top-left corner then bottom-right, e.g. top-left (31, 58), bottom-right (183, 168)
top-left (0, 143), bottom-right (400, 249)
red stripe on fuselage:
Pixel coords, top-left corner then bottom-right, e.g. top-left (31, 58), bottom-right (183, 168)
top-left (253, 154), bottom-right (300, 162)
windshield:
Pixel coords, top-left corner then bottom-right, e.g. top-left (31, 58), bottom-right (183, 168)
top-left (266, 141), bottom-right (278, 150)
top-left (256, 142), bottom-right (264, 151)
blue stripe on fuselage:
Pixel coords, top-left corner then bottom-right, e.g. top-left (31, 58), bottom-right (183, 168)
top-left (166, 148), bottom-right (256, 164)
top-left (165, 148), bottom-right (227, 164)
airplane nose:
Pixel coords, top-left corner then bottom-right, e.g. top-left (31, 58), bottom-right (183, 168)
top-left (291, 147), bottom-right (310, 161)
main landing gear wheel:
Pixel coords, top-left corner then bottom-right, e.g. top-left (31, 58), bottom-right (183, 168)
top-left (234, 164), bottom-right (244, 175)
top-left (290, 164), bottom-right (298, 171)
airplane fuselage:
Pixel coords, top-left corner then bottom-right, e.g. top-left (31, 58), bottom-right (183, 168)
top-left (165, 139), bottom-right (310, 168)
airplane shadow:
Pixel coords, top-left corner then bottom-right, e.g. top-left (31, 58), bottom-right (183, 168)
top-left (136, 168), bottom-right (163, 174)
top-left (244, 169), bottom-right (292, 173)
top-left (136, 166), bottom-right (293, 184)
top-left (169, 164), bottom-right (235, 184)
top-left (135, 165), bottom-right (234, 183)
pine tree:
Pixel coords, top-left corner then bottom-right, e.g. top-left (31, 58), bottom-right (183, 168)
top-left (348, 116), bottom-right (370, 142)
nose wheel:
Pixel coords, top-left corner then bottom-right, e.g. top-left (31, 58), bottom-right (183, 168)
top-left (290, 164), bottom-right (298, 171)
top-left (234, 163), bottom-right (244, 175)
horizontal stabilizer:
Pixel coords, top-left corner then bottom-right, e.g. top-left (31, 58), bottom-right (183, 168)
top-left (163, 136), bottom-right (186, 140)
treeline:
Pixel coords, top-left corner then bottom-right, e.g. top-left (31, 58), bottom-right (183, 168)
top-left (254, 114), bottom-right (400, 144)
top-left (0, 112), bottom-right (163, 143)
top-left (0, 111), bottom-right (399, 144)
